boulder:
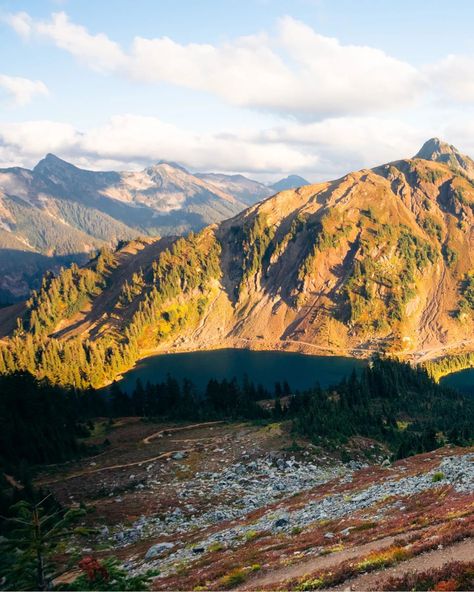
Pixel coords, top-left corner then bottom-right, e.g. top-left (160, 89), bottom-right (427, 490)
top-left (145, 542), bottom-right (174, 560)
top-left (324, 532), bottom-right (335, 539)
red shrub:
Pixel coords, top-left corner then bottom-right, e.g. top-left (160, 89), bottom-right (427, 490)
top-left (380, 561), bottom-right (474, 591)
top-left (78, 556), bottom-right (110, 582)
top-left (433, 579), bottom-right (458, 591)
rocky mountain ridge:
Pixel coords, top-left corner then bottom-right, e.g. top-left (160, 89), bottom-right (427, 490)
top-left (0, 138), bottom-right (473, 388)
top-left (0, 155), bottom-right (305, 302)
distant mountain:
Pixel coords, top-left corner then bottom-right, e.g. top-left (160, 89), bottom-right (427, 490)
top-left (270, 174), bottom-right (309, 192)
top-left (2, 138), bottom-right (473, 388)
top-left (0, 156), bottom-right (263, 302)
top-left (196, 172), bottom-right (274, 205)
top-left (197, 171), bottom-right (312, 204)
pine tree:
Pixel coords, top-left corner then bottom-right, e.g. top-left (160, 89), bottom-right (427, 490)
top-left (0, 496), bottom-right (86, 590)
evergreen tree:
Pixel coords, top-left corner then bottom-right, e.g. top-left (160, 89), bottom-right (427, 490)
top-left (0, 496), bottom-right (86, 591)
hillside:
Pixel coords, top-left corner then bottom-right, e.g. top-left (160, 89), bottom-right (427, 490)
top-left (0, 138), bottom-right (473, 387)
top-left (0, 156), bottom-right (286, 303)
top-left (2, 362), bottom-right (473, 592)
top-left (28, 419), bottom-right (474, 592)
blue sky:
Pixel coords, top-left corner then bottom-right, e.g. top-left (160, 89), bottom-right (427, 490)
top-left (1, 0), bottom-right (474, 180)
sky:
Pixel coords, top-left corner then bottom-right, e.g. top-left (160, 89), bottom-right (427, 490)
top-left (1, 0), bottom-right (474, 181)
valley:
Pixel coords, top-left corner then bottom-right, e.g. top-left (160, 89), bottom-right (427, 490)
top-left (1, 139), bottom-right (474, 591)
top-left (3, 4), bottom-right (474, 589)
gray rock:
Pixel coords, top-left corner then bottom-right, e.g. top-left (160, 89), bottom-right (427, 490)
top-left (341, 528), bottom-right (351, 537)
top-left (145, 542), bottom-right (174, 559)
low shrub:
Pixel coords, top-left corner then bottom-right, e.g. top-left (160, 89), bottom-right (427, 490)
top-left (380, 560), bottom-right (474, 591)
top-left (219, 568), bottom-right (247, 589)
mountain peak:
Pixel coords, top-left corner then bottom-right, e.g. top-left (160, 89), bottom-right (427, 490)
top-left (153, 160), bottom-right (189, 173)
top-left (34, 153), bottom-right (77, 174)
top-left (415, 138), bottom-right (460, 160)
top-left (414, 138), bottom-right (474, 180)
top-left (270, 174), bottom-right (310, 192)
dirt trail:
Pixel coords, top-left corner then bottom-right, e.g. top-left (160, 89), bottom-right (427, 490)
top-left (37, 448), bottom-right (195, 486)
top-left (142, 421), bottom-right (225, 444)
top-left (242, 534), bottom-right (474, 591)
top-left (240, 534), bottom-right (401, 590)
top-left (411, 337), bottom-right (474, 363)
top-left (233, 336), bottom-right (377, 355)
top-left (334, 536), bottom-right (474, 591)
top-left (38, 421), bottom-right (226, 486)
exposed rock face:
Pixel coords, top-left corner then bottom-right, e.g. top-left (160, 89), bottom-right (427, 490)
top-left (415, 137), bottom-right (474, 181)
top-left (2, 139), bottom-right (473, 369)
top-left (196, 172), bottom-right (274, 205)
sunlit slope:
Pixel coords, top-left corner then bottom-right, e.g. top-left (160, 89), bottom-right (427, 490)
top-left (1, 139), bottom-right (473, 386)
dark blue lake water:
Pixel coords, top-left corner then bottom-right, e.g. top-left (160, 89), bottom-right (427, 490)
top-left (118, 349), bottom-right (366, 393)
top-left (440, 368), bottom-right (474, 395)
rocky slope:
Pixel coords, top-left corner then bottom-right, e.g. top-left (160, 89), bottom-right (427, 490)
top-left (416, 137), bottom-right (474, 181)
top-left (42, 419), bottom-right (474, 591)
top-left (1, 138), bottom-right (473, 384)
top-left (0, 156), bottom-right (297, 302)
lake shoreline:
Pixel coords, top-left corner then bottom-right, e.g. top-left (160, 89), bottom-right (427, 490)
top-left (110, 337), bottom-right (372, 386)
top-left (114, 347), bottom-right (368, 394)
top-left (105, 335), bottom-right (474, 390)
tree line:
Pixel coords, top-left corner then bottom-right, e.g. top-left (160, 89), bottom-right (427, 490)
top-left (2, 358), bottom-right (473, 485)
top-left (0, 231), bottom-right (221, 389)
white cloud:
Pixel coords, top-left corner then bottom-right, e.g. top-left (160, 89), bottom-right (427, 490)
top-left (255, 116), bottom-right (426, 175)
top-left (34, 12), bottom-right (127, 72)
top-left (0, 114), bottom-right (429, 181)
top-left (3, 11), bottom-right (32, 39)
top-left (438, 119), bottom-right (474, 158)
top-left (427, 55), bottom-right (474, 103)
top-left (4, 11), bottom-right (425, 118)
top-left (0, 74), bottom-right (48, 105)
top-left (0, 120), bottom-right (79, 156)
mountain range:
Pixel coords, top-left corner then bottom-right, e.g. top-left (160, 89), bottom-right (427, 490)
top-left (0, 155), bottom-right (307, 302)
top-left (0, 138), bottom-right (472, 388)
